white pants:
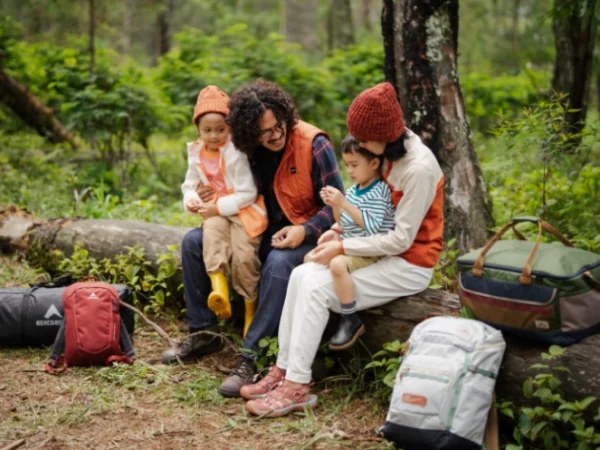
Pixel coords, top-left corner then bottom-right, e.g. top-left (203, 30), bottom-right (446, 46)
top-left (276, 257), bottom-right (434, 384)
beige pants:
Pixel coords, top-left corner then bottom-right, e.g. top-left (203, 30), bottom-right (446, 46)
top-left (202, 215), bottom-right (261, 300)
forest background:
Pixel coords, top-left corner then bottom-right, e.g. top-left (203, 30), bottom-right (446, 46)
top-left (1, 1), bottom-right (600, 449)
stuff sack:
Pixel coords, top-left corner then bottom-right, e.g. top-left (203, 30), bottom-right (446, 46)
top-left (0, 284), bottom-right (135, 346)
top-left (458, 217), bottom-right (600, 345)
top-left (45, 280), bottom-right (135, 372)
top-left (382, 316), bottom-right (505, 450)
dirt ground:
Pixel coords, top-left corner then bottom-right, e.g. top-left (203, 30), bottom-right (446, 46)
top-left (0, 257), bottom-right (392, 450)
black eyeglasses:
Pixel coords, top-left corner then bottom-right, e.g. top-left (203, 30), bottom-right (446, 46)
top-left (258, 121), bottom-right (284, 142)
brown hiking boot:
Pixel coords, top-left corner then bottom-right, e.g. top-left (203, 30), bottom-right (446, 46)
top-left (218, 358), bottom-right (256, 398)
top-left (161, 326), bottom-right (223, 365)
top-left (240, 366), bottom-right (286, 400)
top-left (245, 380), bottom-right (317, 418)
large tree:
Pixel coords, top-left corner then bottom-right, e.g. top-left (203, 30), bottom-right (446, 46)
top-left (327, 0), bottom-right (355, 50)
top-left (284, 0), bottom-right (319, 51)
top-left (552, 0), bottom-right (598, 136)
top-left (381, 0), bottom-right (493, 255)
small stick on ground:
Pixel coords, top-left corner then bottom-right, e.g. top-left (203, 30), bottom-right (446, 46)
top-left (119, 302), bottom-right (238, 366)
top-left (0, 439), bottom-right (26, 450)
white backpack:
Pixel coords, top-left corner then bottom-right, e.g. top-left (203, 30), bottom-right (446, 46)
top-left (382, 316), bottom-right (505, 450)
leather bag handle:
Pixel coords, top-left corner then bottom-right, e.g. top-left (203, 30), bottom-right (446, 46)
top-left (473, 217), bottom-right (573, 285)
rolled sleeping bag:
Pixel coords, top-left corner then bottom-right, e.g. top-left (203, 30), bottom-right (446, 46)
top-left (0, 285), bottom-right (135, 346)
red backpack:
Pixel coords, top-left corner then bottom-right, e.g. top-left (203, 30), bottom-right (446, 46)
top-left (45, 279), bottom-right (134, 373)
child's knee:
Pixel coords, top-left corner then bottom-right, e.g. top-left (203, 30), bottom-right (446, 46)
top-left (329, 255), bottom-right (348, 277)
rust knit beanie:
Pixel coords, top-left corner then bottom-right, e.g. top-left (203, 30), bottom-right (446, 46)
top-left (346, 82), bottom-right (405, 143)
top-left (192, 85), bottom-right (230, 126)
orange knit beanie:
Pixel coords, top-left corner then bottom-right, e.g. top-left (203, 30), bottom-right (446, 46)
top-left (192, 85), bottom-right (230, 125)
top-left (346, 82), bottom-right (405, 143)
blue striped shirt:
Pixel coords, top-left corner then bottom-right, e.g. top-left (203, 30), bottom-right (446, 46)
top-left (340, 179), bottom-right (396, 239)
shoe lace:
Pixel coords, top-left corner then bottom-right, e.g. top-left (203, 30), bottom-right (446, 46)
top-left (232, 359), bottom-right (255, 380)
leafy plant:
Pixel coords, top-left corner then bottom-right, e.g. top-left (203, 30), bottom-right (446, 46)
top-left (500, 345), bottom-right (600, 449)
top-left (56, 243), bottom-right (180, 316)
top-left (485, 97), bottom-right (600, 253)
top-left (430, 237), bottom-right (460, 291)
top-left (363, 340), bottom-right (405, 401)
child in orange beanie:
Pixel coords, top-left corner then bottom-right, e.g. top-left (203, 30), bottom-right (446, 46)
top-left (181, 85), bottom-right (267, 336)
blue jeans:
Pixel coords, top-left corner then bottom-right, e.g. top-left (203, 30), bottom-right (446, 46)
top-left (181, 227), bottom-right (314, 357)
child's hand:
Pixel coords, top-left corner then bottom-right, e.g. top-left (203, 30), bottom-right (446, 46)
top-left (198, 203), bottom-right (219, 219)
top-left (320, 186), bottom-right (344, 208)
top-left (186, 199), bottom-right (202, 213)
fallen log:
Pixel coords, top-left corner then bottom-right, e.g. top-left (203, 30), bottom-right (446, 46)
top-left (1, 206), bottom-right (599, 415)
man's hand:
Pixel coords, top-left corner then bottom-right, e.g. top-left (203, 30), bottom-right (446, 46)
top-left (198, 203), bottom-right (219, 219)
top-left (196, 184), bottom-right (215, 203)
top-left (317, 229), bottom-right (341, 245)
top-left (310, 240), bottom-right (343, 266)
top-left (271, 225), bottom-right (306, 249)
top-left (320, 186), bottom-right (345, 208)
top-left (186, 199), bottom-right (202, 213)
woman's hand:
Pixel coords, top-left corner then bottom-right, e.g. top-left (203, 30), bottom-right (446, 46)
top-left (317, 229), bottom-right (341, 245)
top-left (272, 225), bottom-right (306, 249)
top-left (198, 203), bottom-right (219, 219)
top-left (310, 240), bottom-right (343, 266)
top-left (196, 184), bottom-right (215, 203)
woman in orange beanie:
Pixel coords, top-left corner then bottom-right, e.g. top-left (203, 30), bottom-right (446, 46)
top-left (243, 82), bottom-right (445, 418)
top-left (162, 85), bottom-right (266, 365)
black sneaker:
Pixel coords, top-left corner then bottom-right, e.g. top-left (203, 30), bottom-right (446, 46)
top-left (218, 357), bottom-right (257, 398)
top-left (161, 326), bottom-right (223, 364)
top-left (328, 313), bottom-right (365, 351)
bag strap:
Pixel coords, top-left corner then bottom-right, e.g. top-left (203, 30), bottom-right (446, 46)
top-left (44, 357), bottom-right (67, 375)
top-left (584, 271), bottom-right (600, 291)
top-left (473, 217), bottom-right (573, 285)
top-left (106, 355), bottom-right (134, 366)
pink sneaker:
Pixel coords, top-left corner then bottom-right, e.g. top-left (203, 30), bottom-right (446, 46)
top-left (245, 381), bottom-right (317, 418)
top-left (240, 366), bottom-right (286, 400)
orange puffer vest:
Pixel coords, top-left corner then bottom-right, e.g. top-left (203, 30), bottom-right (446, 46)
top-left (273, 121), bottom-right (327, 225)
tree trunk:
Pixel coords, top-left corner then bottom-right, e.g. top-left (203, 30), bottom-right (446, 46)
top-left (284, 0), bottom-right (319, 51)
top-left (381, 0), bottom-right (493, 255)
top-left (156, 0), bottom-right (173, 60)
top-left (1, 207), bottom-right (598, 416)
top-left (89, 0), bottom-right (95, 72)
top-left (552, 0), bottom-right (598, 137)
top-left (0, 68), bottom-right (79, 149)
top-left (362, 0), bottom-right (374, 33)
top-left (327, 0), bottom-right (355, 50)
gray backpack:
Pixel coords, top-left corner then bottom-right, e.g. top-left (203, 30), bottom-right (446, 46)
top-left (382, 316), bottom-right (505, 450)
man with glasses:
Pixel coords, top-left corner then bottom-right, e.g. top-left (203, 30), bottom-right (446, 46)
top-left (162, 79), bottom-right (344, 398)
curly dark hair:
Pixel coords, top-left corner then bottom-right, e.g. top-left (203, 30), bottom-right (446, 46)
top-left (226, 79), bottom-right (299, 158)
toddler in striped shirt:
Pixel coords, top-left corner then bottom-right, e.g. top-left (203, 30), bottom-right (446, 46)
top-left (305, 134), bottom-right (395, 350)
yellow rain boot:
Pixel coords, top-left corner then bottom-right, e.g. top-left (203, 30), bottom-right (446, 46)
top-left (243, 298), bottom-right (257, 337)
top-left (207, 272), bottom-right (231, 320)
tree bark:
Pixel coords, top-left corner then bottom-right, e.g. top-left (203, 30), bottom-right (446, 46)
top-left (362, 0), bottom-right (374, 33)
top-left (2, 208), bottom-right (598, 416)
top-left (89, 0), bottom-right (95, 72)
top-left (284, 0), bottom-right (319, 51)
top-left (327, 0), bottom-right (355, 50)
top-left (552, 0), bottom-right (598, 137)
top-left (0, 68), bottom-right (79, 149)
top-left (156, 0), bottom-right (173, 59)
top-left (381, 0), bottom-right (494, 255)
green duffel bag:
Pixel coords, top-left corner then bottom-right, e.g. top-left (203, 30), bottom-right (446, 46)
top-left (457, 217), bottom-right (600, 345)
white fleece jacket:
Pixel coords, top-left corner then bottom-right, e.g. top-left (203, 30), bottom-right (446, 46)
top-left (181, 138), bottom-right (257, 217)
